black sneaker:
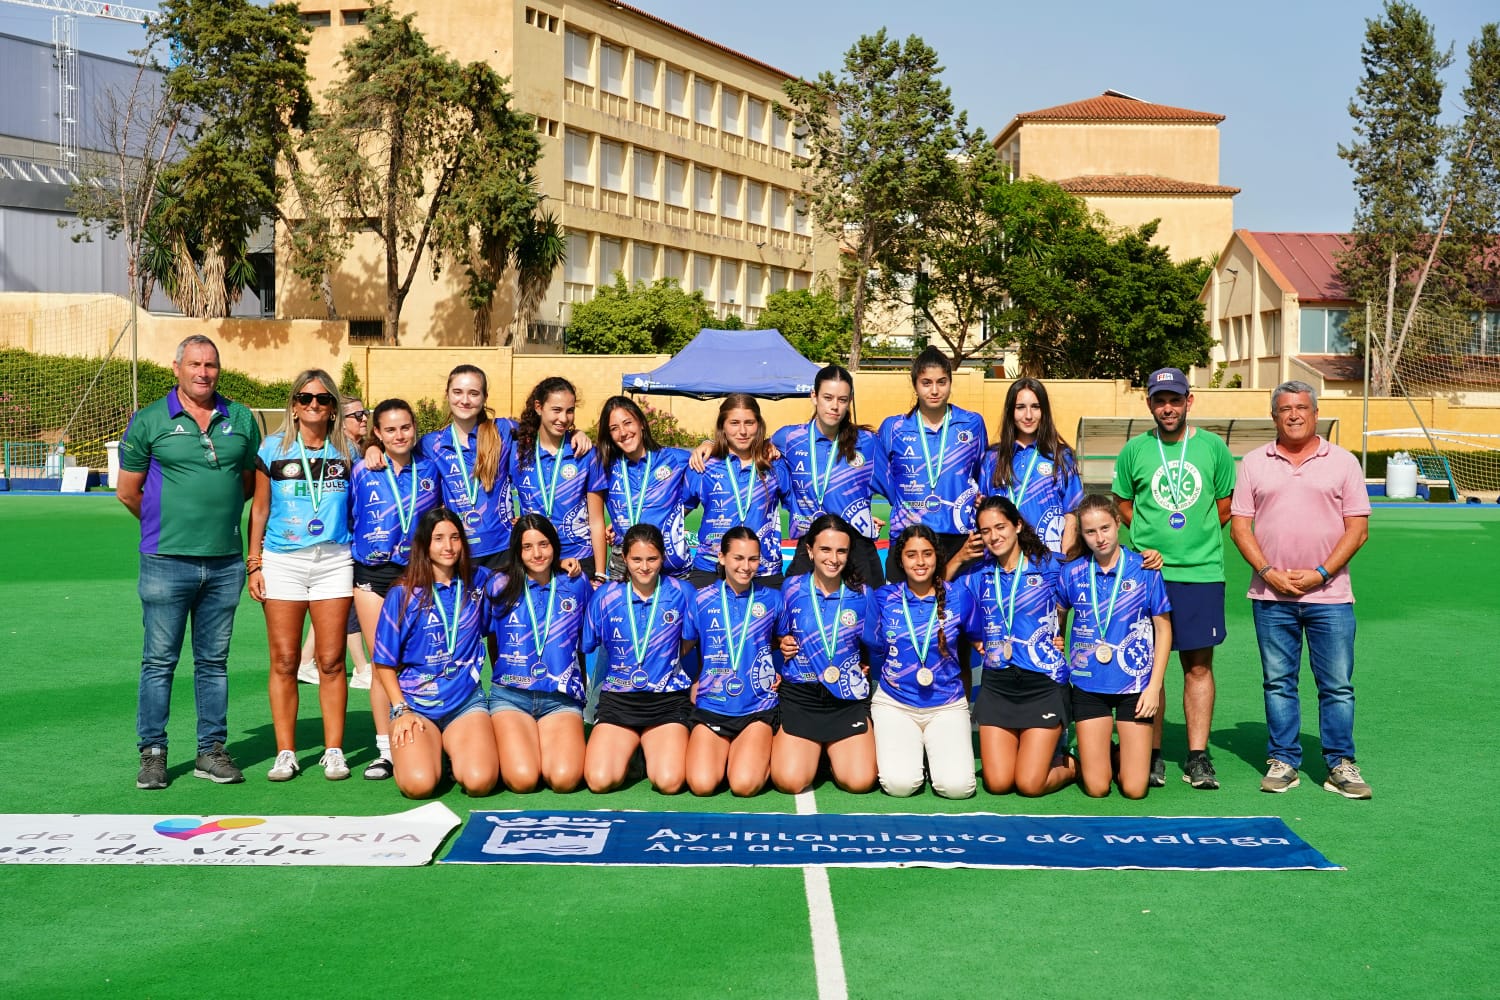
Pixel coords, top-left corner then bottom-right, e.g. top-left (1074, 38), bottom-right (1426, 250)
top-left (1148, 756), bottom-right (1166, 788)
top-left (193, 743), bottom-right (245, 784)
top-left (364, 757), bottom-right (393, 781)
top-left (137, 747), bottom-right (168, 790)
top-left (1182, 755), bottom-right (1220, 790)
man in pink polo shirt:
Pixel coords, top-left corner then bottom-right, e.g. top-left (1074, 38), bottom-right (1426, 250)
top-left (1230, 380), bottom-right (1372, 798)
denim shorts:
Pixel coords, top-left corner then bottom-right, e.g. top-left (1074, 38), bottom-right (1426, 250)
top-left (487, 684), bottom-right (584, 719)
top-left (395, 687), bottom-right (489, 732)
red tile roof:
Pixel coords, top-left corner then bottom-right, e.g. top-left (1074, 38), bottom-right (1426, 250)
top-left (1057, 174), bottom-right (1240, 196)
top-left (1015, 91), bottom-right (1224, 124)
top-left (1241, 232), bottom-right (1355, 303)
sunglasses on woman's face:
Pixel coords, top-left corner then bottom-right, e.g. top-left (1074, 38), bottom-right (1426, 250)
top-left (294, 392), bottom-right (337, 406)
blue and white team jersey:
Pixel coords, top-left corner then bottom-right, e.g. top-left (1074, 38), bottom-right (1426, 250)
top-left (256, 433), bottom-right (354, 553)
top-left (979, 443), bottom-right (1083, 555)
top-left (583, 578), bottom-right (699, 694)
top-left (955, 552), bottom-right (1067, 683)
top-left (349, 456), bottom-right (441, 566)
top-left (864, 582), bottom-right (979, 709)
top-left (690, 583), bottom-right (782, 717)
top-left (1058, 549), bottom-right (1170, 695)
top-left (372, 569), bottom-right (491, 718)
top-left (771, 423), bottom-right (881, 540)
top-left (485, 572), bottom-right (594, 703)
top-left (511, 440), bottom-right (606, 561)
top-left (604, 447), bottom-right (696, 574)
top-left (876, 406), bottom-right (988, 536)
top-left (419, 419), bottom-right (517, 558)
top-left (687, 455), bottom-right (789, 576)
top-left (776, 574), bottom-right (872, 701)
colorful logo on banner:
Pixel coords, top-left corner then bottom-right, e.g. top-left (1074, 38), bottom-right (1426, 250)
top-left (442, 811), bottom-right (1341, 871)
top-left (153, 817), bottom-right (266, 841)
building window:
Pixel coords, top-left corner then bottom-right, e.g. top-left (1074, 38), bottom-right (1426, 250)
top-left (746, 181), bottom-right (766, 226)
top-left (600, 43), bottom-right (626, 97)
top-left (771, 188), bottom-right (789, 231)
top-left (720, 174), bottom-right (742, 220)
top-left (769, 267), bottom-right (787, 294)
top-left (746, 264), bottom-right (765, 308)
top-left (720, 88), bottom-right (742, 135)
top-left (719, 259), bottom-right (740, 305)
top-left (1299, 307), bottom-right (1353, 354)
top-left (663, 248), bottom-right (685, 283)
top-left (694, 78), bottom-right (715, 126)
top-left (632, 243), bottom-right (656, 284)
top-left (564, 30), bottom-right (591, 84)
top-left (524, 7), bottom-right (558, 31)
top-left (300, 11), bottom-right (331, 27)
top-left (693, 166), bottom-right (715, 213)
top-left (563, 130), bottom-right (591, 183)
top-left (792, 194), bottom-right (810, 236)
top-left (772, 112), bottom-right (792, 151)
top-left (599, 140), bottom-right (626, 193)
top-left (633, 149), bottom-right (657, 200)
top-left (634, 56), bottom-right (658, 107)
top-left (1261, 310), bottom-right (1281, 355)
top-left (664, 158), bottom-right (688, 208)
top-left (792, 271), bottom-right (810, 291)
top-left (341, 9), bottom-right (366, 26)
top-left (747, 97), bottom-right (768, 144)
top-left (533, 117), bottom-right (559, 137)
top-left (599, 237), bottom-right (623, 284)
top-left (564, 232), bottom-right (590, 283)
top-left (665, 66), bottom-right (687, 117)
top-left (694, 255), bottom-right (714, 298)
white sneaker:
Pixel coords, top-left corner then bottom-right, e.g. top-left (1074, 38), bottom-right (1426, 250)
top-left (320, 748), bottom-right (350, 781)
top-left (267, 749), bottom-right (300, 782)
top-left (297, 661), bottom-right (320, 684)
top-left (350, 668), bottom-right (372, 691)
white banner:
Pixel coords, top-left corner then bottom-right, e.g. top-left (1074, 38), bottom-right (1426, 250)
top-left (0, 802), bottom-right (460, 866)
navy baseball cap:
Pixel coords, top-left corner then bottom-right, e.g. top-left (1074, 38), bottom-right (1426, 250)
top-left (1146, 368), bottom-right (1190, 397)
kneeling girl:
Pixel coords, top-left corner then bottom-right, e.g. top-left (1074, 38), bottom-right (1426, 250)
top-left (372, 508), bottom-right (498, 799)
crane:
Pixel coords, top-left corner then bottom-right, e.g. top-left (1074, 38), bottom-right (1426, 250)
top-left (0, 0), bottom-right (158, 168)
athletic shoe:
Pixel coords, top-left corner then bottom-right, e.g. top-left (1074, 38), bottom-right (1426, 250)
top-left (1148, 756), bottom-right (1166, 788)
top-left (193, 743), bottom-right (245, 784)
top-left (1182, 755), bottom-right (1220, 790)
top-left (1261, 759), bottom-right (1300, 793)
top-left (350, 668), bottom-right (372, 691)
top-left (297, 660), bottom-right (319, 684)
top-left (320, 748), bottom-right (350, 781)
top-left (364, 757), bottom-right (393, 781)
top-left (1323, 759), bottom-right (1372, 800)
top-left (267, 749), bottom-right (301, 782)
top-left (136, 747), bottom-right (168, 790)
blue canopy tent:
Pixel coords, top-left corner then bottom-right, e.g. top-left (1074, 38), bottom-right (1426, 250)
top-left (622, 328), bottom-right (819, 399)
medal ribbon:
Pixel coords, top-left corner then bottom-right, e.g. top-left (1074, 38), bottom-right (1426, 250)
top-left (900, 587), bottom-right (941, 666)
top-left (1088, 557), bottom-right (1125, 646)
top-left (916, 407), bottom-right (952, 492)
top-left (724, 455), bottom-right (754, 522)
top-left (296, 438), bottom-right (328, 513)
top-left (809, 583), bottom-right (848, 664)
top-left (1008, 447), bottom-right (1041, 508)
top-left (806, 421), bottom-right (837, 505)
top-left (627, 582), bottom-right (662, 666)
top-left (719, 582), bottom-right (756, 676)
top-left (1154, 429), bottom-right (1193, 511)
top-left (992, 554), bottom-right (1027, 642)
top-left (534, 440), bottom-right (565, 516)
top-left (523, 577), bottom-right (558, 660)
top-left (449, 425), bottom-right (479, 506)
top-left (619, 452), bottom-right (654, 526)
top-left (383, 460), bottom-right (418, 534)
top-left (429, 580), bottom-right (463, 656)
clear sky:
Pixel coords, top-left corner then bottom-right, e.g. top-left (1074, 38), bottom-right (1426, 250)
top-left (2, 0), bottom-right (1492, 240)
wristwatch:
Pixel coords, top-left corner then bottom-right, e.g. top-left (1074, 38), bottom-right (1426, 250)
top-left (391, 703), bottom-right (411, 719)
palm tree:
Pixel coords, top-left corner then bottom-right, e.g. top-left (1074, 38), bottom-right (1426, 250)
top-left (507, 210), bottom-right (567, 346)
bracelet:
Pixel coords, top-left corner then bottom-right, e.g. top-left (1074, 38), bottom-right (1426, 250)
top-left (1315, 565), bottom-right (1330, 583)
top-left (248, 567), bottom-right (262, 575)
top-left (592, 573), bottom-right (608, 584)
top-left (391, 703), bottom-right (410, 719)
top-left (1256, 565), bottom-right (1272, 579)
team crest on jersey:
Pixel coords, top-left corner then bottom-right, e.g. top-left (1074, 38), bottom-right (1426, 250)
top-left (420, 478), bottom-right (435, 491)
top-left (1037, 461), bottom-right (1053, 476)
top-left (561, 463), bottom-right (578, 480)
top-left (750, 602), bottom-right (767, 618)
top-left (1120, 618), bottom-right (1156, 678)
top-left (283, 461), bottom-right (302, 477)
top-left (654, 466), bottom-right (672, 481)
top-left (560, 597), bottom-right (577, 613)
top-left (1026, 575), bottom-right (1042, 587)
top-left (326, 461), bottom-right (345, 478)
top-left (957, 430), bottom-right (973, 444)
top-left (662, 609), bottom-right (678, 625)
top-left (849, 453), bottom-right (865, 468)
top-left (839, 609), bottom-right (858, 627)
top-left (1122, 580), bottom-right (1137, 593)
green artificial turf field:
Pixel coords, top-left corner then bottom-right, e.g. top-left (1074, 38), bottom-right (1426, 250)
top-left (2, 496), bottom-right (1496, 999)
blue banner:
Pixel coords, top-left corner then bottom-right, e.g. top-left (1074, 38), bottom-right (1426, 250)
top-left (442, 811), bottom-right (1340, 871)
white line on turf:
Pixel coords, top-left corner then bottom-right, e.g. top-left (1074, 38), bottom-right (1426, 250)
top-left (795, 789), bottom-right (848, 1000)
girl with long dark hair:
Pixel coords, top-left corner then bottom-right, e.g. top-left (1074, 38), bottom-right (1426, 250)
top-left (596, 395), bottom-right (696, 577)
top-left (512, 377), bottom-right (609, 580)
top-left (686, 393), bottom-right (788, 589)
top-left (979, 378), bottom-right (1083, 558)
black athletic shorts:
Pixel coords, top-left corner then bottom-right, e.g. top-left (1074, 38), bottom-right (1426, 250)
top-left (974, 665), bottom-right (1068, 730)
top-left (594, 690), bottom-right (692, 732)
top-left (1069, 686), bottom-right (1148, 723)
top-left (689, 705), bottom-right (778, 739)
top-left (777, 680), bottom-right (871, 744)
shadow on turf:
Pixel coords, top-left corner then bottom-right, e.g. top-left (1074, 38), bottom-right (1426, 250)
top-left (231, 711), bottom-right (382, 774)
top-left (1215, 720), bottom-right (1324, 773)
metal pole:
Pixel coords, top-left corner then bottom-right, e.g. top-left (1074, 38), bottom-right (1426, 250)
top-left (130, 292), bottom-right (139, 412)
top-left (1361, 301), bottom-right (1371, 477)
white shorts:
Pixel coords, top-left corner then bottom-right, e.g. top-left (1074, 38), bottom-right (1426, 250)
top-left (262, 542), bottom-right (354, 602)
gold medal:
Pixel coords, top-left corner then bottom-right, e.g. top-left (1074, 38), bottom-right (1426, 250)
top-left (916, 667), bottom-right (935, 687)
top-left (1095, 643), bottom-right (1113, 664)
top-left (822, 665), bottom-right (840, 685)
top-left (1000, 639), bottom-right (1013, 661)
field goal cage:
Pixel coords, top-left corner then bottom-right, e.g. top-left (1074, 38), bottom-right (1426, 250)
top-left (1363, 306), bottom-right (1500, 502)
top-left (1074, 416), bottom-right (1339, 491)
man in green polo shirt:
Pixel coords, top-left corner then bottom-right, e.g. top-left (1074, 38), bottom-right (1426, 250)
top-left (1112, 368), bottom-right (1235, 791)
top-left (117, 335), bottom-right (259, 789)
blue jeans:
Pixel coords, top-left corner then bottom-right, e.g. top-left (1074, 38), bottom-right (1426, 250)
top-left (1251, 600), bottom-right (1356, 770)
top-left (137, 553), bottom-right (245, 753)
